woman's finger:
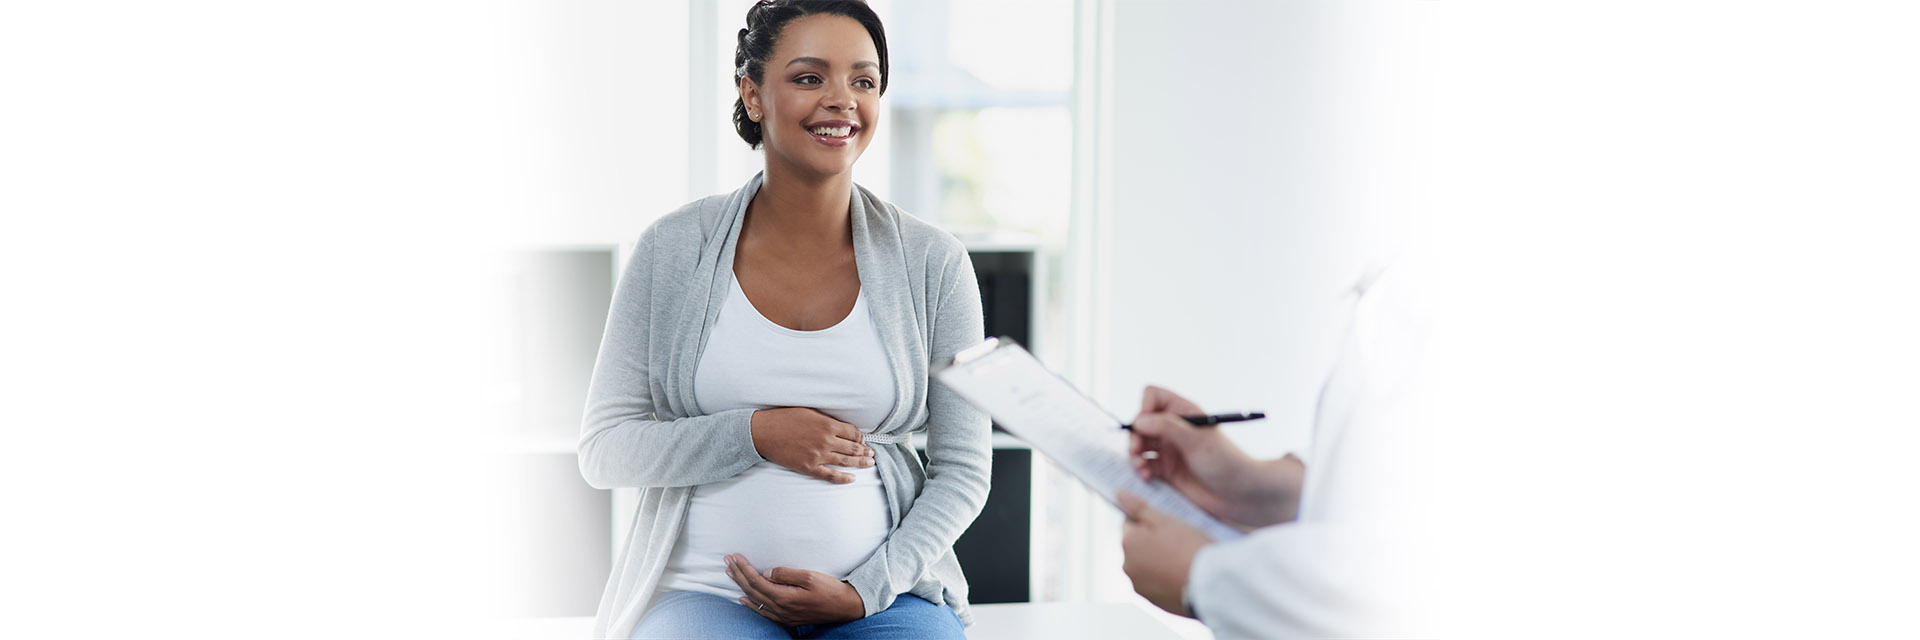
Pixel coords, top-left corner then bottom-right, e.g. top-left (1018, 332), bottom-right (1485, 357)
top-left (795, 463), bottom-right (853, 484)
top-left (835, 432), bottom-right (871, 457)
top-left (834, 421), bottom-right (864, 445)
top-left (833, 453), bottom-right (875, 469)
top-left (726, 555), bottom-right (782, 607)
top-left (738, 596), bottom-right (782, 623)
top-left (740, 557), bottom-right (805, 603)
top-left (721, 553), bottom-right (768, 591)
top-left (833, 439), bottom-right (870, 457)
top-left (765, 566), bottom-right (816, 588)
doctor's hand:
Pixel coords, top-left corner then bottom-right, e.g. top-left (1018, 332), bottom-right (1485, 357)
top-left (750, 408), bottom-right (875, 484)
top-left (725, 554), bottom-right (865, 626)
top-left (1118, 490), bottom-right (1211, 618)
top-left (1130, 386), bottom-right (1304, 530)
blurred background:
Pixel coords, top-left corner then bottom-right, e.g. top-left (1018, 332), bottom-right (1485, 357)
top-left (5, 1), bottom-right (1919, 638)
top-left (491, 2), bottom-right (1400, 633)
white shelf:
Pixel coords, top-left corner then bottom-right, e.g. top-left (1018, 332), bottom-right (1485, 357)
top-left (951, 227), bottom-right (1043, 253)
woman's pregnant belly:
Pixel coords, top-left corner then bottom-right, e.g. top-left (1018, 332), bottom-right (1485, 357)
top-left (659, 461), bottom-right (891, 599)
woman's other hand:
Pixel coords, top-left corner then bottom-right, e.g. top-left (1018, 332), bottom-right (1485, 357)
top-left (726, 553), bottom-right (866, 625)
top-left (1130, 386), bottom-right (1303, 529)
top-left (749, 407), bottom-right (874, 483)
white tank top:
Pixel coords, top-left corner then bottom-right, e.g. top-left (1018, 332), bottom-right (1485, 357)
top-left (658, 272), bottom-right (897, 600)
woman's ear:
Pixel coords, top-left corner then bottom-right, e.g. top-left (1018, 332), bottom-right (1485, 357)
top-left (740, 77), bottom-right (763, 121)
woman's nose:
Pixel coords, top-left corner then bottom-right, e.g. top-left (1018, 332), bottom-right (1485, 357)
top-left (824, 87), bottom-right (857, 112)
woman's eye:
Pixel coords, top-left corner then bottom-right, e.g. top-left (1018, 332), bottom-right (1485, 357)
top-left (795, 75), bottom-right (821, 85)
top-left (854, 78), bottom-right (876, 90)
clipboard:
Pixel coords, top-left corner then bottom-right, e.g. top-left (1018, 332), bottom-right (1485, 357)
top-left (936, 337), bottom-right (1245, 541)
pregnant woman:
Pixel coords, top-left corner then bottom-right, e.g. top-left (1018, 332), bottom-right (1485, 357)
top-left (577, 1), bottom-right (990, 638)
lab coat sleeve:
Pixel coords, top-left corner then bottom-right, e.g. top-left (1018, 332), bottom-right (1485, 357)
top-left (1188, 523), bottom-right (1398, 640)
top-left (1189, 256), bottom-right (1431, 639)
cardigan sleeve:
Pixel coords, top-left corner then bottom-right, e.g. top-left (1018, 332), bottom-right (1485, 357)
top-left (577, 222), bottom-right (764, 489)
top-left (842, 248), bottom-right (993, 616)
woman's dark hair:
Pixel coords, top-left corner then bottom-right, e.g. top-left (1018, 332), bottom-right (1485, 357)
top-left (733, 0), bottom-right (889, 149)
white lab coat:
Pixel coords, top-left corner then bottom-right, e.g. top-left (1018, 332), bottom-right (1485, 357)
top-left (1186, 262), bottom-right (1430, 638)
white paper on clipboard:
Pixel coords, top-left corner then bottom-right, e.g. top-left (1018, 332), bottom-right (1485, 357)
top-left (936, 338), bottom-right (1245, 541)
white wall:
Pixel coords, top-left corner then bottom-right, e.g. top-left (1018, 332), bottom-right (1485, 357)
top-left (1093, 1), bottom-right (1416, 460)
top-left (1049, 0), bottom-right (1426, 613)
top-left (1077, 1), bottom-right (1920, 634)
top-left (12, 1), bottom-right (1920, 636)
top-left (499, 0), bottom-right (689, 246)
top-left (4, 2), bottom-right (522, 636)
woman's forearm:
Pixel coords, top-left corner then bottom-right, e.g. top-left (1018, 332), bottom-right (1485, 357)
top-left (577, 409), bottom-right (764, 489)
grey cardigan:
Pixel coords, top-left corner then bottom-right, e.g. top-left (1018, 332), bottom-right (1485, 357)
top-left (579, 173), bottom-right (991, 639)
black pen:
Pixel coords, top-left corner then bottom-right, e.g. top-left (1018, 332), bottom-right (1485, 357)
top-left (1120, 412), bottom-right (1265, 430)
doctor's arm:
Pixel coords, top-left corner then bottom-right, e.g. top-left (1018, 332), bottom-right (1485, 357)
top-left (1122, 497), bottom-right (1391, 637)
top-left (1129, 386), bottom-right (1305, 530)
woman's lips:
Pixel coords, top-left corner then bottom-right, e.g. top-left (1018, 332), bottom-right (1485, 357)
top-left (805, 122), bottom-right (858, 147)
top-left (802, 130), bottom-right (848, 147)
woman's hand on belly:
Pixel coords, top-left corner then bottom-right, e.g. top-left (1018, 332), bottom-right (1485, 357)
top-left (749, 408), bottom-right (876, 484)
top-left (726, 553), bottom-right (866, 626)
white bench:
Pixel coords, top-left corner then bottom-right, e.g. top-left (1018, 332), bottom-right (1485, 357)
top-left (967, 602), bottom-right (1212, 640)
top-left (490, 601), bottom-right (1212, 639)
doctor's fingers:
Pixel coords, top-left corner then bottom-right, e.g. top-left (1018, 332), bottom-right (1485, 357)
top-left (1132, 451), bottom-right (1166, 483)
top-left (1130, 434), bottom-right (1167, 481)
top-left (1116, 490), bottom-right (1150, 522)
top-left (1119, 491), bottom-right (1180, 530)
top-left (1129, 412), bottom-right (1198, 444)
top-left (1129, 432), bottom-right (1148, 472)
top-left (1140, 385), bottom-right (1205, 416)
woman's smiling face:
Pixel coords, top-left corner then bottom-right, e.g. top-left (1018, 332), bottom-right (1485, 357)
top-left (741, 14), bottom-right (882, 180)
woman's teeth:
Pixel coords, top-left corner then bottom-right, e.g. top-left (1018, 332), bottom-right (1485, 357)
top-left (809, 125), bottom-right (852, 138)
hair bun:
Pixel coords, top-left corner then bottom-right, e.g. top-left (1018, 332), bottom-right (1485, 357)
top-left (745, 1), bottom-right (766, 29)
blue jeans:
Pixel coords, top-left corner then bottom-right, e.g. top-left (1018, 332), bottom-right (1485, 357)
top-left (631, 590), bottom-right (964, 640)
